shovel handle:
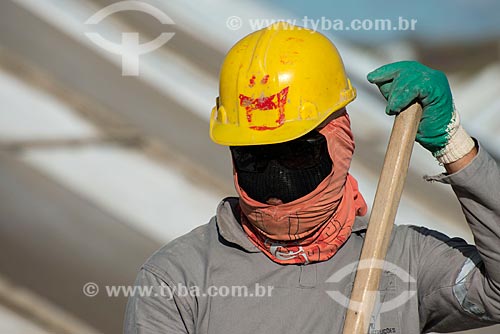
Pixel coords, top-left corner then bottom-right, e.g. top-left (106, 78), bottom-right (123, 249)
top-left (341, 103), bottom-right (423, 334)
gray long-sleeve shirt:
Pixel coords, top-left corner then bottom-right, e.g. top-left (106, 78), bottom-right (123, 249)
top-left (124, 145), bottom-right (500, 333)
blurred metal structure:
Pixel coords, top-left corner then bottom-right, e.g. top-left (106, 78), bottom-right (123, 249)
top-left (0, 0), bottom-right (498, 333)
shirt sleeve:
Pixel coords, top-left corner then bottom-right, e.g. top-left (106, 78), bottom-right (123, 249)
top-left (417, 143), bottom-right (500, 333)
top-left (123, 267), bottom-right (195, 334)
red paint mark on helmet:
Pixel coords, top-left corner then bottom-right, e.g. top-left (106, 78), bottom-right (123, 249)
top-left (286, 37), bottom-right (304, 42)
top-left (280, 55), bottom-right (292, 65)
top-left (238, 86), bottom-right (289, 131)
top-left (261, 75), bottom-right (270, 84)
top-left (249, 75), bottom-right (256, 87)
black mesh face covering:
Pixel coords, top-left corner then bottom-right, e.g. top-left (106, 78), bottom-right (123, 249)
top-left (232, 131), bottom-right (333, 203)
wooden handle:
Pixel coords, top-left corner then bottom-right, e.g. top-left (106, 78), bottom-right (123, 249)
top-left (341, 103), bottom-right (423, 334)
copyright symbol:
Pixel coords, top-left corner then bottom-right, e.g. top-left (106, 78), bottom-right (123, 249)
top-left (226, 16), bottom-right (243, 30)
top-left (83, 282), bottom-right (99, 297)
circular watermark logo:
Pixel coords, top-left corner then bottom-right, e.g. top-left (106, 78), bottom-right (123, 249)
top-left (84, 1), bottom-right (176, 76)
top-left (325, 259), bottom-right (417, 314)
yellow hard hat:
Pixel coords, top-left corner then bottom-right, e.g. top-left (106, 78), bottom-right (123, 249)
top-left (210, 22), bottom-right (356, 146)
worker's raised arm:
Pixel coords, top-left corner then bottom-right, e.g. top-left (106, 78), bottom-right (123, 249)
top-left (368, 61), bottom-right (500, 331)
top-left (417, 144), bottom-right (500, 332)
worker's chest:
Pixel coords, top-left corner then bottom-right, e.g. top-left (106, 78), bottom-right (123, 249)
top-left (199, 234), bottom-right (417, 334)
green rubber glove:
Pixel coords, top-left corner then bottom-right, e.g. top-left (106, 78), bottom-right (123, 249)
top-left (367, 61), bottom-right (454, 154)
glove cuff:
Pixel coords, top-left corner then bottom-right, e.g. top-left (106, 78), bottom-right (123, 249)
top-left (434, 123), bottom-right (475, 164)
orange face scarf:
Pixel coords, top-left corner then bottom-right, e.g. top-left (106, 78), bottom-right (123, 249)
top-left (235, 112), bottom-right (367, 264)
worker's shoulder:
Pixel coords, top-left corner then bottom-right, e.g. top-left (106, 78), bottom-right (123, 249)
top-left (388, 224), bottom-right (433, 252)
top-left (389, 223), bottom-right (466, 255)
top-left (392, 223), bottom-right (456, 241)
top-left (141, 217), bottom-right (219, 284)
top-left (390, 224), bottom-right (434, 242)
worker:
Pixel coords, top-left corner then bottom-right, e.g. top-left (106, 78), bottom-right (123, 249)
top-left (124, 23), bottom-right (500, 333)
